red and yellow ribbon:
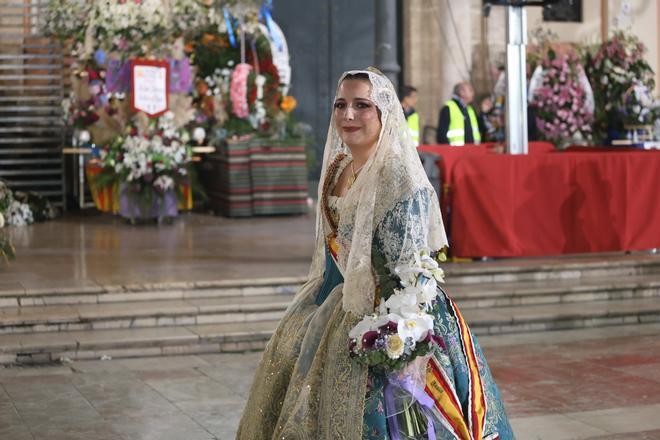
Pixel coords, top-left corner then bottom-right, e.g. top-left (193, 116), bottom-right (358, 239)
top-left (425, 294), bottom-right (488, 440)
top-left (449, 298), bottom-right (487, 440)
top-left (426, 356), bottom-right (471, 439)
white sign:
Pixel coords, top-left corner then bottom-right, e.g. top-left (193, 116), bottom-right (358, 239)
top-left (131, 61), bottom-right (169, 117)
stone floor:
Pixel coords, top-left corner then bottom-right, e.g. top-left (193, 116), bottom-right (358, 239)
top-left (0, 211), bottom-right (316, 292)
top-left (3, 210), bottom-right (657, 293)
top-left (1, 323), bottom-right (659, 440)
top-left (2, 212), bottom-right (660, 439)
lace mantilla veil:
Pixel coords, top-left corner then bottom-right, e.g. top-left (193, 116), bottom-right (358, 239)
top-left (307, 68), bottom-right (448, 315)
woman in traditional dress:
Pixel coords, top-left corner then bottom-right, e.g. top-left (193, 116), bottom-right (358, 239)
top-left (237, 68), bottom-right (514, 440)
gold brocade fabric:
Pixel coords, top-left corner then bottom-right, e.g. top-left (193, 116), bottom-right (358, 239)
top-left (237, 156), bottom-right (369, 439)
top-left (236, 280), bottom-right (369, 439)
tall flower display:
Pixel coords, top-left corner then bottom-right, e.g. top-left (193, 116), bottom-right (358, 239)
top-left (188, 24), bottom-right (296, 140)
top-left (530, 47), bottom-right (594, 146)
top-left (584, 31), bottom-right (659, 142)
top-left (43, 0), bottom-right (302, 217)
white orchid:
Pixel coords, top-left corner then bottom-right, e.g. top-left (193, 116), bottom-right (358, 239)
top-left (384, 286), bottom-right (420, 316)
top-left (395, 248), bottom-right (445, 287)
top-left (416, 277), bottom-right (438, 306)
top-left (397, 312), bottom-right (434, 345)
top-left (348, 312), bottom-right (403, 340)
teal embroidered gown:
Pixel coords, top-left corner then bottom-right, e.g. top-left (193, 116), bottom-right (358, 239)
top-left (319, 190), bottom-right (515, 440)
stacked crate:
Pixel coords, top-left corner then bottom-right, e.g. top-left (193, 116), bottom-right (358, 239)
top-left (199, 140), bottom-right (253, 217)
top-left (200, 139), bottom-right (308, 217)
top-left (249, 141), bottom-right (308, 216)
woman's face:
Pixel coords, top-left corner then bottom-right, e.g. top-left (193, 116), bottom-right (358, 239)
top-left (334, 79), bottom-right (382, 151)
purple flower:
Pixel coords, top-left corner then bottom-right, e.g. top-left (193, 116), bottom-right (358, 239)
top-left (361, 331), bottom-right (379, 349)
top-left (380, 321), bottom-right (398, 334)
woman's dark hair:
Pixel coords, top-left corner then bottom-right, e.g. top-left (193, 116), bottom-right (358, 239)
top-left (400, 85), bottom-right (417, 99)
top-left (342, 72), bottom-right (371, 83)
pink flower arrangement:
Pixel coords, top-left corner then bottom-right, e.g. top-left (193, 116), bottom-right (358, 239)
top-left (531, 49), bottom-right (593, 146)
top-left (230, 63), bottom-right (252, 119)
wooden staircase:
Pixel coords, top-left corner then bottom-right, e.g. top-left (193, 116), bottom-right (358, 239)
top-left (0, 0), bottom-right (65, 208)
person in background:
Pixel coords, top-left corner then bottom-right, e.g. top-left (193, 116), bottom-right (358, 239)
top-left (477, 95), bottom-right (496, 142)
top-left (402, 84), bottom-right (440, 194)
top-left (436, 81), bottom-right (481, 146)
top-left (400, 85), bottom-right (420, 145)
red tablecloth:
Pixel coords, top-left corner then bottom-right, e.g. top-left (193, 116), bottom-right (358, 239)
top-left (448, 150), bottom-right (660, 257)
top-left (418, 142), bottom-right (556, 216)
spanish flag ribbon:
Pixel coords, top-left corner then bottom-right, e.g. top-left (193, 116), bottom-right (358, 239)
top-left (425, 292), bottom-right (488, 440)
top-left (426, 356), bottom-right (471, 440)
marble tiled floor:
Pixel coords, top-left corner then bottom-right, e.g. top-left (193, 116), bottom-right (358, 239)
top-left (1, 212), bottom-right (316, 292)
top-left (3, 211), bottom-right (658, 293)
top-left (1, 324), bottom-right (659, 440)
top-left (3, 213), bottom-right (660, 439)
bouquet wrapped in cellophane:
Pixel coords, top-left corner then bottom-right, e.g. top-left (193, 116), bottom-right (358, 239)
top-left (348, 248), bottom-right (449, 439)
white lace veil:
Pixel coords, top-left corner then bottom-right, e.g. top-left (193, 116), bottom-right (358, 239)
top-left (308, 68), bottom-right (448, 315)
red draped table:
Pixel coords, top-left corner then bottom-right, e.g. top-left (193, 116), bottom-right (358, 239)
top-left (418, 144), bottom-right (660, 257)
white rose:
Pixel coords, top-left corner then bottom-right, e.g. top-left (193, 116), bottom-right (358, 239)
top-left (0, 212), bottom-right (5, 228)
top-left (385, 334), bottom-right (405, 360)
top-left (397, 312), bottom-right (434, 343)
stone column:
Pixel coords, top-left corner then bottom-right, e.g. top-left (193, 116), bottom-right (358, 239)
top-left (402, 0), bottom-right (472, 143)
top-left (374, 0), bottom-right (400, 91)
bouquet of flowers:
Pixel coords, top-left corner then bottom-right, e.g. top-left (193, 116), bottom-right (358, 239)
top-left (348, 248), bottom-right (446, 371)
top-left (0, 180), bottom-right (56, 227)
top-left (530, 47), bottom-right (594, 146)
top-left (620, 81), bottom-right (660, 126)
top-left (584, 31), bottom-right (658, 141)
top-left (99, 112), bottom-right (193, 199)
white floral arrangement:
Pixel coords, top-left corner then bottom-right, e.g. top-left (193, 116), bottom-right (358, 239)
top-left (43, 0), bottom-right (91, 42)
top-left (6, 201), bottom-right (34, 227)
top-left (0, 181), bottom-right (37, 227)
top-left (348, 248), bottom-right (446, 371)
top-left (43, 0), bottom-right (258, 56)
top-left (99, 112), bottom-right (192, 195)
top-left (202, 66), bottom-right (234, 98)
top-left (93, 0), bottom-right (170, 56)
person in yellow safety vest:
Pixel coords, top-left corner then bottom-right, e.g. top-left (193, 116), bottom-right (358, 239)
top-left (400, 85), bottom-right (420, 146)
top-left (436, 81), bottom-right (482, 146)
